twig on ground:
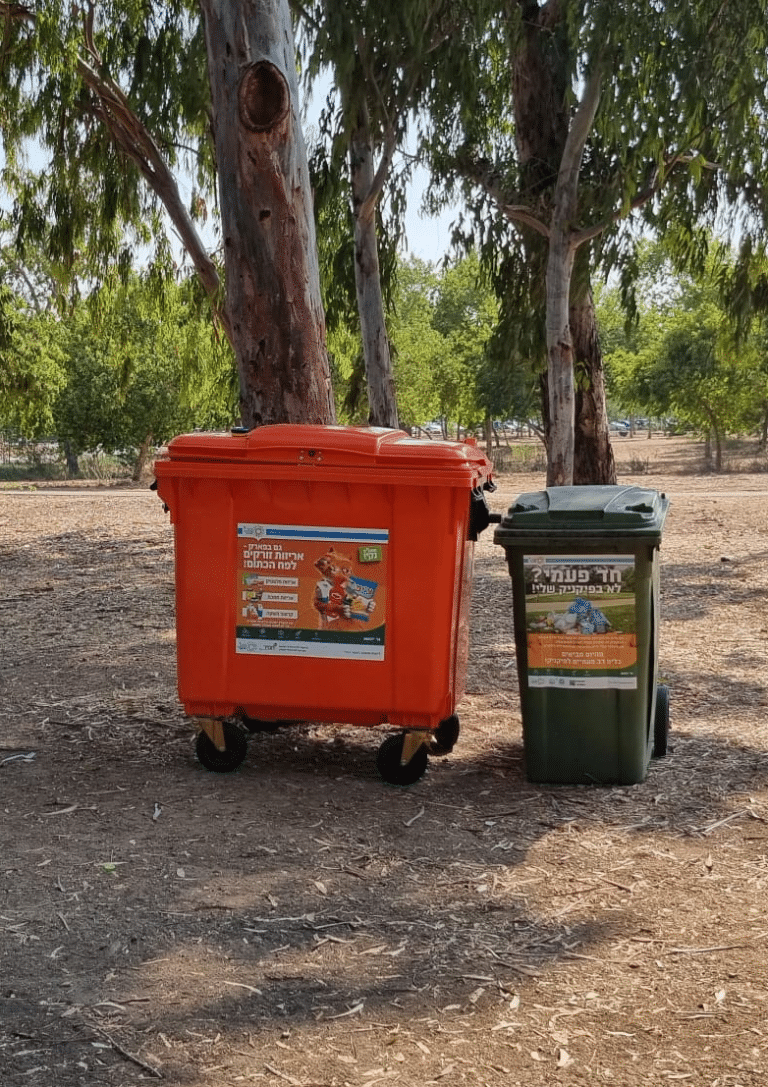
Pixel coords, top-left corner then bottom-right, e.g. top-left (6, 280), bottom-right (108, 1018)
top-left (92, 1026), bottom-right (163, 1078)
top-left (666, 931), bottom-right (768, 955)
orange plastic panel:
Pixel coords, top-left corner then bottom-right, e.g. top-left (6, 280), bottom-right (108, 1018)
top-left (154, 426), bottom-right (492, 731)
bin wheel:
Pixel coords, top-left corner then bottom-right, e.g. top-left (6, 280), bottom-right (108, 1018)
top-left (429, 714), bottom-right (460, 756)
top-left (653, 684), bottom-right (670, 758)
top-left (240, 715), bottom-right (281, 734)
top-left (376, 733), bottom-right (429, 786)
top-left (195, 721), bottom-right (248, 773)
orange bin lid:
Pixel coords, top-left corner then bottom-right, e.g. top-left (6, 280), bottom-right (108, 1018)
top-left (159, 425), bottom-right (492, 484)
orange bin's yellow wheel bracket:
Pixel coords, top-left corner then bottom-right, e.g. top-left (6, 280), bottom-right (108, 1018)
top-left (194, 718), bottom-right (248, 773)
top-left (376, 730), bottom-right (429, 786)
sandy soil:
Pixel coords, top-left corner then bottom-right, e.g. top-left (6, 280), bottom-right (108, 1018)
top-left (1, 436), bottom-right (768, 1086)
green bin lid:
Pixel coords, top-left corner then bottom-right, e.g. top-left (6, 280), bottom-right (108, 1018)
top-left (494, 485), bottom-right (669, 543)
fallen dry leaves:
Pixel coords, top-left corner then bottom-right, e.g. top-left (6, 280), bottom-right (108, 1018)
top-left (1, 438), bottom-right (768, 1086)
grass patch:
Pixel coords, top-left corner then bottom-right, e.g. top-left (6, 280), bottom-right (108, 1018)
top-left (488, 443), bottom-right (547, 473)
top-left (0, 453), bottom-right (132, 483)
top-left (0, 461), bottom-right (65, 483)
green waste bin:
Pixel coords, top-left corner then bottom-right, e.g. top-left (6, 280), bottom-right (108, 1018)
top-left (493, 485), bottom-right (670, 785)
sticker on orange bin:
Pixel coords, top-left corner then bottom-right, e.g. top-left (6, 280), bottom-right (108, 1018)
top-left (236, 524), bottom-right (388, 660)
top-left (523, 554), bottom-right (638, 689)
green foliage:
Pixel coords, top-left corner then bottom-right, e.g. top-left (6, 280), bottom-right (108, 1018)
top-left (386, 252), bottom-right (533, 432)
top-left (388, 258), bottom-right (443, 427)
top-left (417, 0), bottom-right (768, 473)
top-left (56, 274), bottom-right (236, 460)
top-left (1, 253), bottom-right (237, 469)
top-left (0, 284), bottom-right (67, 434)
top-left (431, 252), bottom-right (497, 428)
top-left (0, 1), bottom-right (213, 279)
top-left (297, 0), bottom-right (454, 149)
top-left (601, 239), bottom-right (768, 451)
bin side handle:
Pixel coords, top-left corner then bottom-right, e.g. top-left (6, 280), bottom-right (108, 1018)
top-left (469, 489), bottom-right (501, 540)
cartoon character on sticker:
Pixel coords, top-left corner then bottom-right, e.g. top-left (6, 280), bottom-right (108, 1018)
top-left (312, 547), bottom-right (377, 628)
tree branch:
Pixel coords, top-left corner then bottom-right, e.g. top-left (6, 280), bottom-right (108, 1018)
top-left (76, 55), bottom-right (229, 330)
top-left (359, 124), bottom-right (396, 222)
top-left (83, 1), bottom-right (100, 65)
top-left (571, 151), bottom-right (720, 248)
top-left (557, 61), bottom-right (602, 220)
top-left (453, 147), bottom-right (551, 238)
top-left (1, 0), bottom-right (34, 70)
top-left (2, 251), bottom-right (45, 313)
top-left (349, 30), bottom-right (403, 220)
top-left (0, 2), bottom-right (33, 23)
top-left (0, 1), bottom-right (231, 344)
top-left (502, 204), bottom-right (550, 238)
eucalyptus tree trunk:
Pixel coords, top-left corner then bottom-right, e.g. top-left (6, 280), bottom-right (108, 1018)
top-left (511, 2), bottom-right (615, 486)
top-left (200, 0), bottom-right (335, 428)
top-left (571, 280), bottom-right (616, 485)
top-left (543, 252), bottom-right (615, 485)
top-left (710, 414), bottom-right (723, 471)
top-left (545, 214), bottom-right (577, 485)
top-left (541, 242), bottom-right (616, 485)
top-left (349, 107), bottom-right (399, 428)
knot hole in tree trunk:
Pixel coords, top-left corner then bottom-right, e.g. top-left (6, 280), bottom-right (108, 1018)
top-left (238, 62), bottom-right (289, 132)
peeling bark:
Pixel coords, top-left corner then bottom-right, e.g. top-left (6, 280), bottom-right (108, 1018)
top-left (545, 219), bottom-right (576, 486)
top-left (571, 286), bottom-right (616, 484)
top-left (200, 0), bottom-right (335, 427)
top-left (349, 108), bottom-right (398, 428)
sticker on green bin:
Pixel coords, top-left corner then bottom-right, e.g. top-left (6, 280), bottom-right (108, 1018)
top-left (235, 523), bottom-right (388, 661)
top-left (523, 555), bottom-right (638, 689)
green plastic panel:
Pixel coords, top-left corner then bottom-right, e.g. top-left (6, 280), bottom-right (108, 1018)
top-left (494, 485), bottom-right (670, 786)
top-left (495, 485), bottom-right (669, 544)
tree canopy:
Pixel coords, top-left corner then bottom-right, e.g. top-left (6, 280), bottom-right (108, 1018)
top-left (1, 242), bottom-right (236, 474)
top-left (602, 240), bottom-right (768, 467)
top-left (0, 0), bottom-right (215, 288)
top-left (3, 0), bottom-right (768, 474)
top-left (1, 0), bottom-right (335, 426)
top-left (418, 0), bottom-right (768, 482)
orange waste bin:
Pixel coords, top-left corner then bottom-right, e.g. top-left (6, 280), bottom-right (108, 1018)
top-left (154, 425), bottom-right (494, 784)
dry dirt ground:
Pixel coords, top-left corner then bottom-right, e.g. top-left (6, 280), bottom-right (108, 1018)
top-left (1, 436), bottom-right (768, 1087)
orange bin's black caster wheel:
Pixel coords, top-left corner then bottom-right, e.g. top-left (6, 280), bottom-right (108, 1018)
top-left (429, 714), bottom-right (460, 756)
top-left (195, 720), bottom-right (248, 772)
top-left (376, 732), bottom-right (428, 786)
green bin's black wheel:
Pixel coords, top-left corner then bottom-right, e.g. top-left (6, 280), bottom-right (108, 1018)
top-left (376, 733), bottom-right (429, 786)
top-left (429, 714), bottom-right (461, 756)
top-left (195, 721), bottom-right (248, 773)
top-left (653, 684), bottom-right (670, 758)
